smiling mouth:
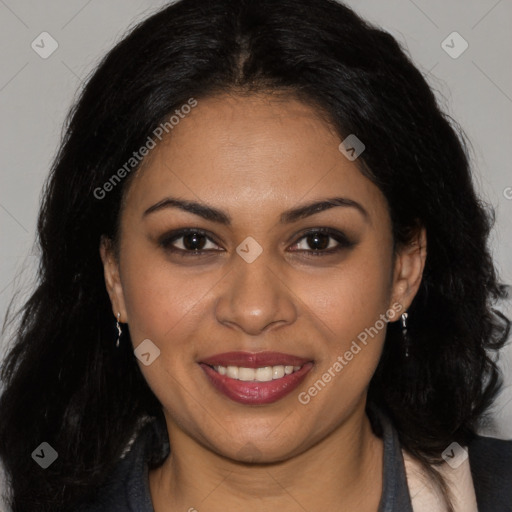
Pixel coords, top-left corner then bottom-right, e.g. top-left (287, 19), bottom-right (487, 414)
top-left (199, 354), bottom-right (314, 405)
top-left (208, 364), bottom-right (303, 382)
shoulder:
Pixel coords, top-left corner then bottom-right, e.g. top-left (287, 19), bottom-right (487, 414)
top-left (77, 418), bottom-right (168, 512)
top-left (468, 434), bottom-right (512, 511)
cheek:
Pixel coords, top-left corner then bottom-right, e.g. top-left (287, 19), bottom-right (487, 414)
top-left (118, 248), bottom-right (217, 420)
top-left (119, 246), bottom-right (216, 348)
top-left (295, 249), bottom-right (394, 348)
top-left (271, 248), bottom-right (395, 447)
top-left (293, 244), bottom-right (394, 406)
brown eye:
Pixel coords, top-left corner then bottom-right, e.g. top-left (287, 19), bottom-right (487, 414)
top-left (181, 232), bottom-right (207, 251)
top-left (304, 232), bottom-right (331, 251)
top-left (159, 229), bottom-right (223, 255)
top-left (289, 228), bottom-right (356, 255)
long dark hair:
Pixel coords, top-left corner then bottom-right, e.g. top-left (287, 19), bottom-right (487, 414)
top-left (0, 0), bottom-right (509, 510)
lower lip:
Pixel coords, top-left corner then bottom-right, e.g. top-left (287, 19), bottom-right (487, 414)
top-left (199, 363), bottom-right (314, 405)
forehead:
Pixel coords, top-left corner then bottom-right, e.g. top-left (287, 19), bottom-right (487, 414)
top-left (122, 93), bottom-right (389, 226)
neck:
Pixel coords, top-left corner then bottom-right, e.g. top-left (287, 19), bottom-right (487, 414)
top-left (149, 401), bottom-right (383, 512)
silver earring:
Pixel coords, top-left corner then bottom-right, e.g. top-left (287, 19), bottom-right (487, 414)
top-left (401, 312), bottom-right (409, 358)
top-left (115, 312), bottom-right (122, 348)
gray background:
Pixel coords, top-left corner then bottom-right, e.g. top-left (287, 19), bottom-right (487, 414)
top-left (0, 0), bottom-right (511, 507)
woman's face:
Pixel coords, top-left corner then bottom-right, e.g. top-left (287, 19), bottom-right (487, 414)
top-left (101, 92), bottom-right (425, 462)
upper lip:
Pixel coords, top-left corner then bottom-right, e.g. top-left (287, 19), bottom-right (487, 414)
top-left (200, 351), bottom-right (312, 368)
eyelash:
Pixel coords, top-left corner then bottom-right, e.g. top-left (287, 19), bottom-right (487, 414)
top-left (158, 227), bottom-right (355, 258)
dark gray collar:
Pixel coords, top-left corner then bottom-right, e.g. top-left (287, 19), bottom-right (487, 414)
top-left (370, 406), bottom-right (413, 512)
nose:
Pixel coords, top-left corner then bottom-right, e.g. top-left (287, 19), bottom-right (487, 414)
top-left (214, 255), bottom-right (297, 336)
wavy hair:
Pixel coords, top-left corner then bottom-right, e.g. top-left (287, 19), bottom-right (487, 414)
top-left (0, 0), bottom-right (509, 510)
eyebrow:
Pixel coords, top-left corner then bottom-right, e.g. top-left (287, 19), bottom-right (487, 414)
top-left (143, 196), bottom-right (369, 224)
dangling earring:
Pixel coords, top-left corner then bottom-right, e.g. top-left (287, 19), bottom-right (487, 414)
top-left (115, 312), bottom-right (122, 348)
top-left (401, 312), bottom-right (410, 358)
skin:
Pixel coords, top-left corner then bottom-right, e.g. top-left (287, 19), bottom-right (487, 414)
top-left (100, 92), bottom-right (427, 512)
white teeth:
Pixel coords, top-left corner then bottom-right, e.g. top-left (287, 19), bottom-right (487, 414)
top-left (272, 366), bottom-right (285, 379)
top-left (238, 367), bottom-right (255, 381)
top-left (226, 366), bottom-right (239, 379)
top-left (255, 367), bottom-right (273, 382)
top-left (212, 364), bottom-right (303, 381)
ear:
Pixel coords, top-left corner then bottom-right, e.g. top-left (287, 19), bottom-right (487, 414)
top-left (99, 235), bottom-right (128, 322)
top-left (389, 226), bottom-right (427, 317)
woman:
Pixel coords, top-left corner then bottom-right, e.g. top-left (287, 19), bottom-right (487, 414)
top-left (0, 0), bottom-right (510, 510)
